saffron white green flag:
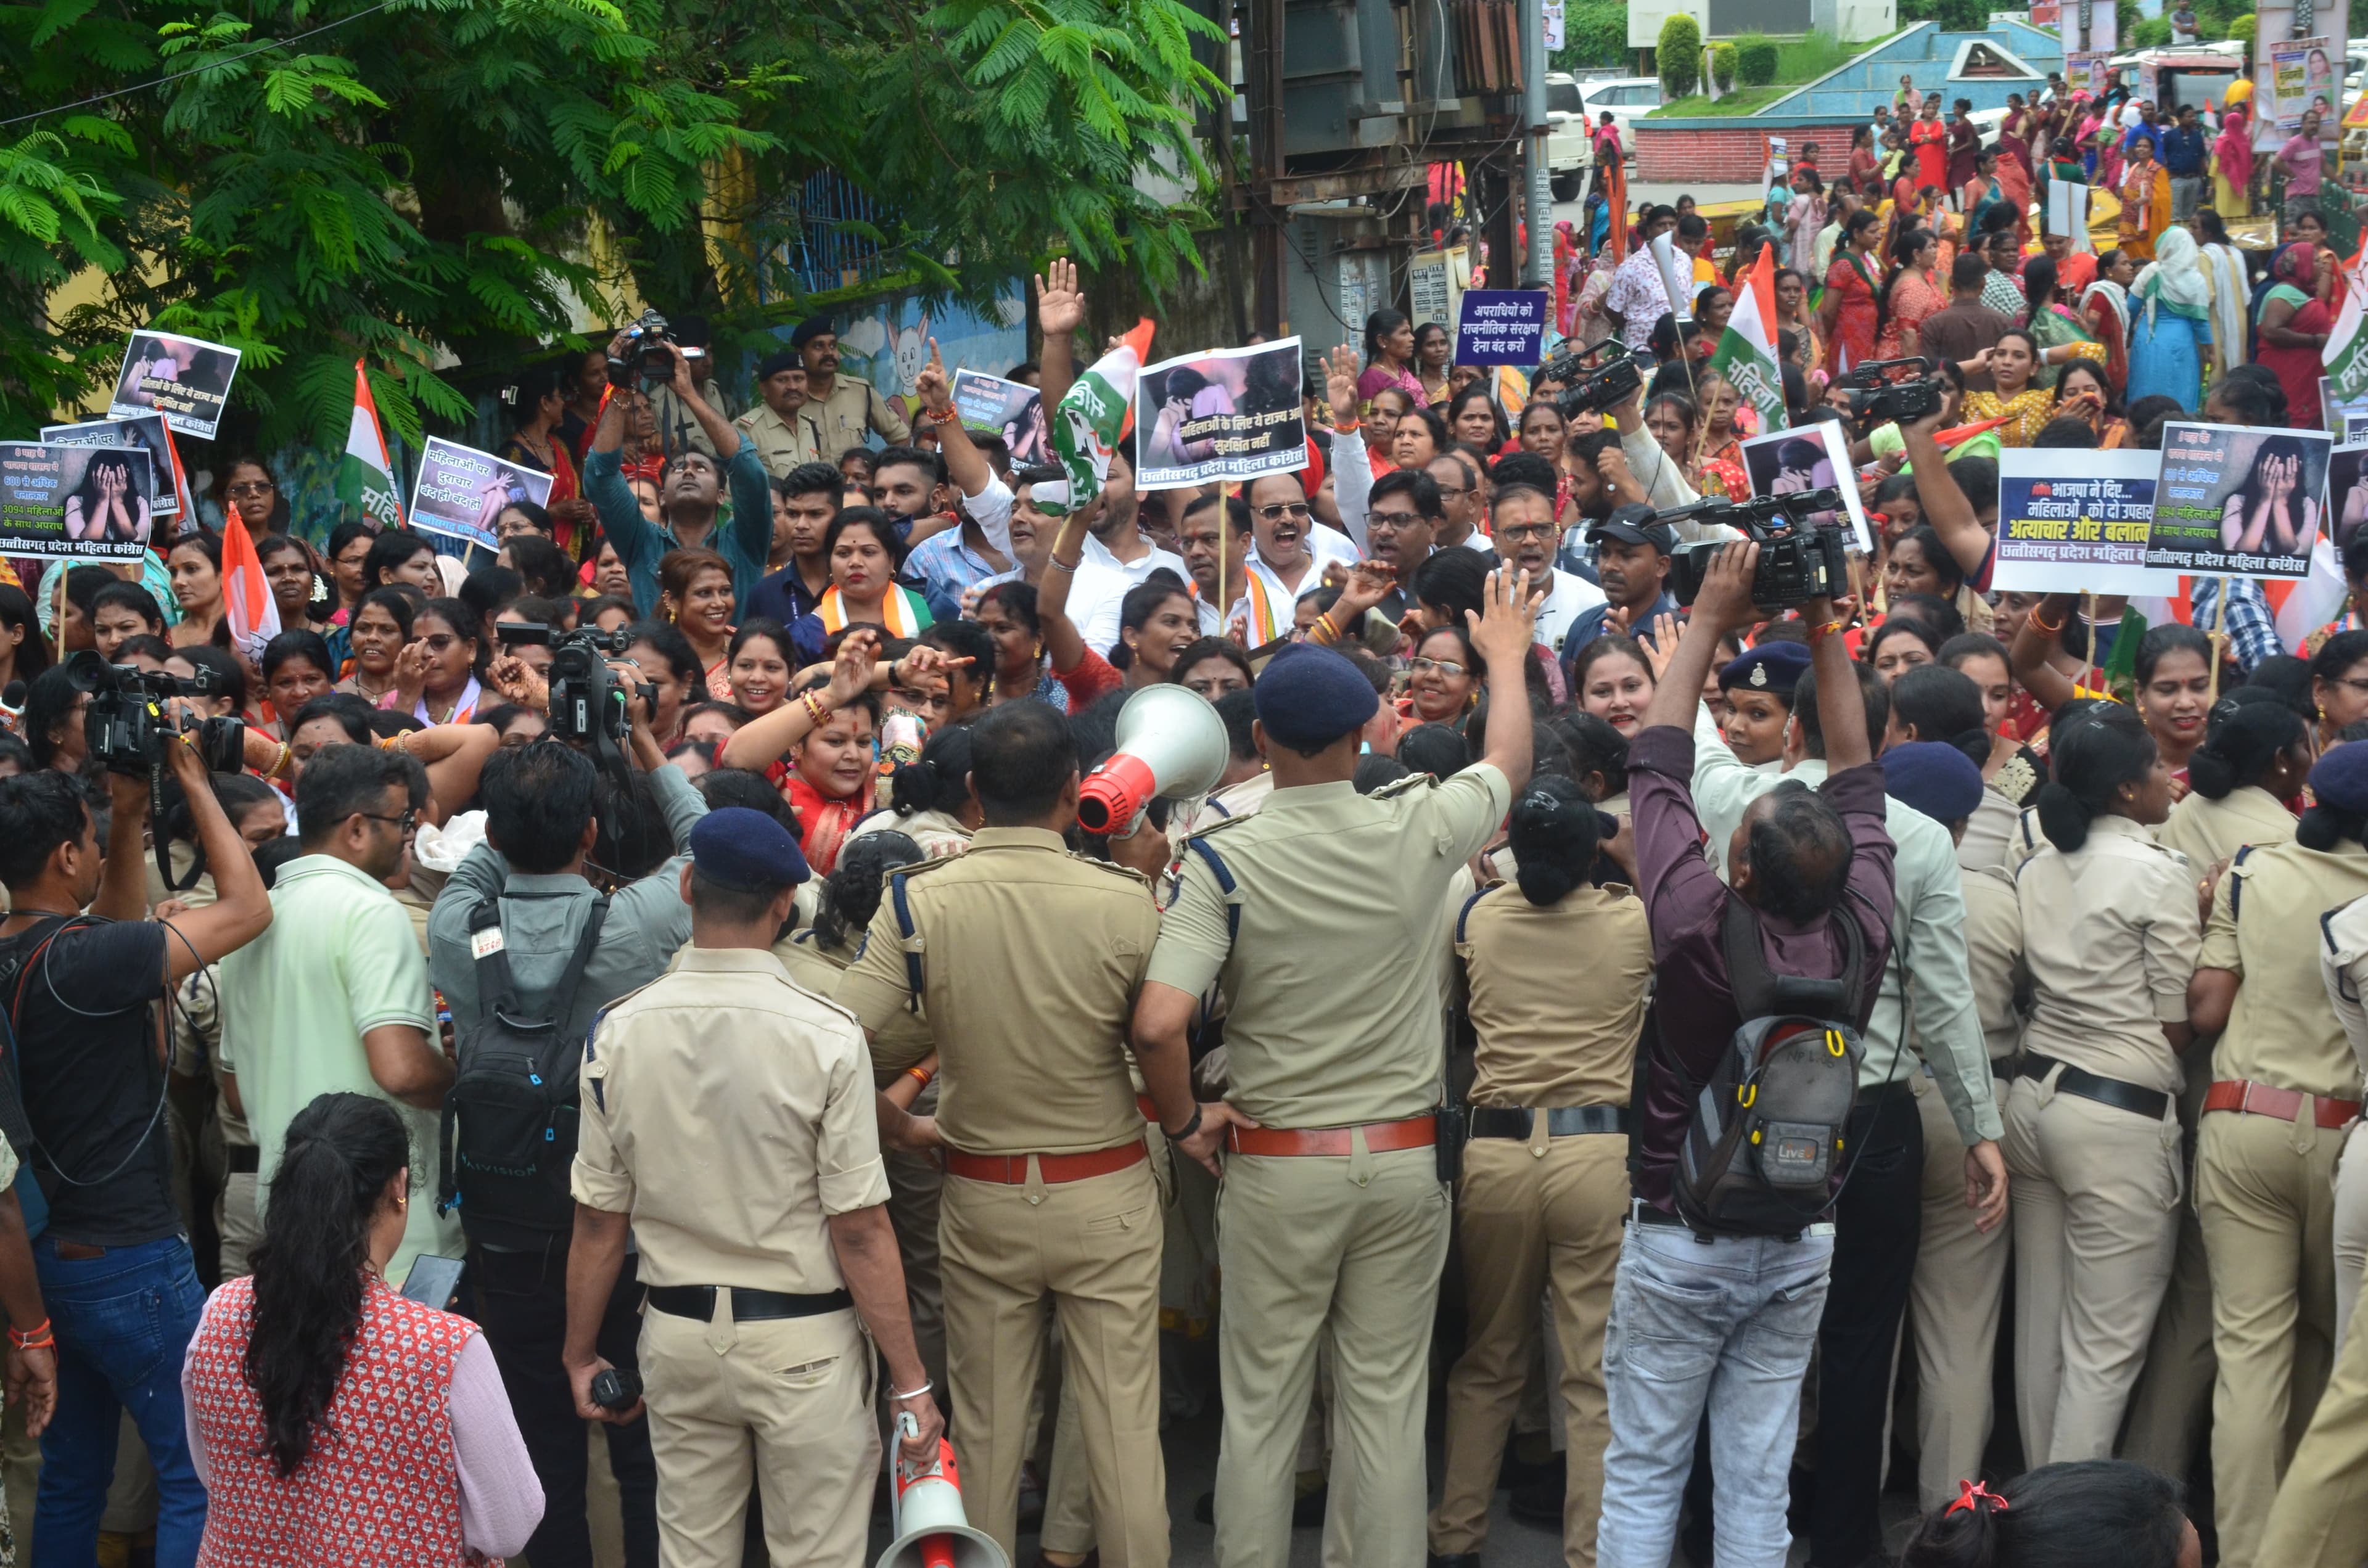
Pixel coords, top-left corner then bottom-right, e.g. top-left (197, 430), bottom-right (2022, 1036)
top-left (2325, 233), bottom-right (2368, 401)
top-left (338, 359), bottom-right (407, 529)
top-left (1708, 242), bottom-right (1787, 439)
top-left (1050, 319), bottom-right (1156, 514)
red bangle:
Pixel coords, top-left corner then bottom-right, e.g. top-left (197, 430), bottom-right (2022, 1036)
top-left (8, 1319), bottom-right (50, 1350)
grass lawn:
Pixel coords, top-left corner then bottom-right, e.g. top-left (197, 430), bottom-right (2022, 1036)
top-left (1653, 86), bottom-right (1792, 117)
top-left (1647, 27), bottom-right (1909, 117)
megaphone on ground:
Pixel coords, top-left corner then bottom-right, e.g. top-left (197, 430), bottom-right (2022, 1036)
top-left (1075, 684), bottom-right (1230, 835)
top-left (876, 1413), bottom-right (1009, 1568)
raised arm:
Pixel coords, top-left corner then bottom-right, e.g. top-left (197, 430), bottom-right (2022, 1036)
top-left (718, 630), bottom-right (878, 771)
top-left (149, 742), bottom-right (273, 980)
top-left (2007, 591), bottom-right (2081, 712)
top-left (1035, 501), bottom-right (1097, 675)
top-left (1806, 585), bottom-right (1870, 770)
top-left (1901, 401), bottom-right (1991, 584)
top-left (388, 723), bottom-right (503, 826)
top-left (1035, 259), bottom-right (1085, 416)
top-left (1643, 543), bottom-right (1759, 735)
top-left (1321, 345), bottom-right (1373, 551)
top-left (1468, 565), bottom-right (1542, 793)
top-left (915, 340), bottom-right (991, 504)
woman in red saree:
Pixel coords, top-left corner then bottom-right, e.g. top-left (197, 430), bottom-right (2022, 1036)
top-left (1911, 105), bottom-right (1949, 194)
top-left (1820, 208), bottom-right (1883, 374)
top-left (1848, 125), bottom-right (1881, 192)
top-left (2258, 241), bottom-right (2335, 432)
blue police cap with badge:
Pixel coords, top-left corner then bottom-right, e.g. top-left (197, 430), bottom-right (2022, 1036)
top-left (689, 807), bottom-right (812, 890)
top-left (1719, 641), bottom-right (1812, 697)
top-left (1254, 643), bottom-right (1381, 750)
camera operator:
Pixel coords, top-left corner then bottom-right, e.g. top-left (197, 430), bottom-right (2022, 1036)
top-left (1596, 543), bottom-right (1897, 1568)
top-left (424, 670), bottom-right (709, 1568)
top-left (0, 736), bottom-right (272, 1565)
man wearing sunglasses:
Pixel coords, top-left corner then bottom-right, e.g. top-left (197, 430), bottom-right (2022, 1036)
top-left (1241, 470), bottom-right (1359, 623)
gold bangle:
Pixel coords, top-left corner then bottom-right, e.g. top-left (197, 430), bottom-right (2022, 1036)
top-left (268, 742), bottom-right (294, 780)
top-left (802, 691), bottom-right (832, 728)
top-left (1310, 612), bottom-right (1340, 644)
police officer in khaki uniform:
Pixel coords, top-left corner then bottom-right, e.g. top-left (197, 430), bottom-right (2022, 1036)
top-left (734, 348), bottom-right (828, 480)
top-left (2186, 742), bottom-right (2368, 1568)
top-left (842, 699), bottom-right (1188, 1568)
top-left (2317, 891), bottom-right (2368, 1351)
top-left (1426, 776), bottom-right (1650, 1568)
top-left (1136, 559), bottom-right (1540, 1568)
top-left (792, 316), bottom-right (911, 455)
top-left (564, 808), bottom-right (940, 1568)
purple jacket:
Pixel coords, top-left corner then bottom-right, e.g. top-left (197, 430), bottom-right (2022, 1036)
top-left (1626, 724), bottom-right (1897, 1213)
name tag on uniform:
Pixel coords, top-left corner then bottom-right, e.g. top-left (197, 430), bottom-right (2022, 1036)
top-left (471, 927), bottom-right (506, 960)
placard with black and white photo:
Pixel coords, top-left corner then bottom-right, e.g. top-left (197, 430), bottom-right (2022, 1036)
top-left (1740, 421), bottom-right (1874, 553)
top-left (106, 330), bottom-right (242, 440)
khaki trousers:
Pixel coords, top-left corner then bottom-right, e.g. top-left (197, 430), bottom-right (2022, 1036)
top-left (2333, 1124), bottom-right (2368, 1352)
top-left (1428, 1131), bottom-right (1625, 1568)
top-left (2119, 1067), bottom-right (2216, 1481)
top-left (2259, 1247), bottom-right (2368, 1567)
top-left (215, 1170), bottom-right (260, 1281)
top-left (638, 1301), bottom-right (876, 1568)
top-left (1907, 1070), bottom-right (2011, 1512)
top-left (1215, 1143), bottom-right (1449, 1568)
top-left (940, 1156), bottom-right (1167, 1568)
top-left (2002, 1073), bottom-right (2182, 1464)
top-left (2196, 1106), bottom-right (2344, 1568)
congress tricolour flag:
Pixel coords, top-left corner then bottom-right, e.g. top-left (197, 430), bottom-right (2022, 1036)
top-left (1051, 319), bottom-right (1156, 515)
top-left (220, 512), bottom-right (281, 662)
top-left (339, 360), bottom-right (406, 530)
top-left (1708, 243), bottom-right (1787, 439)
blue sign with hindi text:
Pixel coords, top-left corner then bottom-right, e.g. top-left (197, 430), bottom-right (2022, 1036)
top-left (1455, 290), bottom-right (1547, 367)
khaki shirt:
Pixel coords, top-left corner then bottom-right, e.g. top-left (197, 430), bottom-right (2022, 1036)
top-left (2015, 815), bottom-right (2202, 1091)
top-left (2157, 784), bottom-right (2297, 877)
top-left (571, 946), bottom-right (889, 1293)
top-left (2315, 894), bottom-right (2368, 1085)
top-left (810, 375), bottom-right (910, 454)
top-left (1960, 863), bottom-right (2027, 1061)
top-left (646, 377), bottom-right (739, 459)
top-left (2200, 837), bottom-right (2368, 1099)
top-left (1458, 882), bottom-right (1651, 1107)
top-left (773, 925), bottom-right (937, 1082)
top-left (734, 402), bottom-right (828, 480)
top-left (839, 828), bottom-right (1159, 1157)
top-left (1148, 766), bottom-right (1513, 1128)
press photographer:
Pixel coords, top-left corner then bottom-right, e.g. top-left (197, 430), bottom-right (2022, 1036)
top-left (424, 661), bottom-right (712, 1568)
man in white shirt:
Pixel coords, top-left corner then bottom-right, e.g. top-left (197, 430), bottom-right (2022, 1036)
top-left (1067, 448), bottom-right (1194, 657)
top-left (1489, 481), bottom-right (1605, 655)
top-left (1241, 470), bottom-right (1357, 618)
top-left (1427, 452), bottom-right (1495, 553)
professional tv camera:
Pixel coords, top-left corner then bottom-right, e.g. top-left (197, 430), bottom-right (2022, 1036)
top-left (495, 623), bottom-right (652, 772)
top-left (1663, 490), bottom-right (1852, 610)
top-left (1537, 341), bottom-right (1646, 422)
top-left (1834, 357), bottom-right (1944, 427)
top-left (606, 309), bottom-right (676, 388)
top-left (68, 651), bottom-right (246, 888)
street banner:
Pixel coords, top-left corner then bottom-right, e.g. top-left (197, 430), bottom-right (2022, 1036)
top-left (1992, 449), bottom-right (2180, 594)
top-left (1133, 338), bottom-right (1308, 491)
top-left (0, 442), bottom-right (157, 560)
top-left (411, 437), bottom-right (553, 551)
top-left (39, 414), bottom-right (181, 520)
top-left (2147, 421), bottom-right (2332, 580)
top-left (107, 329), bottom-right (242, 440)
top-left (952, 369), bottom-right (1050, 465)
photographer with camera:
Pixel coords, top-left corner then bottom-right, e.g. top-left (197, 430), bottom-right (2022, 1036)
top-left (0, 728), bottom-right (273, 1566)
top-left (425, 652), bottom-right (708, 1568)
top-left (583, 322), bottom-right (775, 620)
top-left (1596, 541), bottom-right (1897, 1568)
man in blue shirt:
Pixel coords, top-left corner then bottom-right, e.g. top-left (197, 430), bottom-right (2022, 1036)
top-left (1561, 505), bottom-right (1678, 675)
top-left (2160, 102), bottom-right (2208, 222)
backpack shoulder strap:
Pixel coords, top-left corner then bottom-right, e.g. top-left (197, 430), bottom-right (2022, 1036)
top-left (889, 871), bottom-right (926, 1016)
top-left (1182, 837), bottom-right (1243, 945)
top-left (468, 898), bottom-right (520, 1014)
top-left (1721, 895), bottom-right (1780, 1019)
top-left (549, 896), bottom-right (612, 1012)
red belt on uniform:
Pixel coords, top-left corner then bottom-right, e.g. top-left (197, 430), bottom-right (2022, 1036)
top-left (2203, 1080), bottom-right (2362, 1128)
top-left (1137, 1094), bottom-right (1159, 1122)
top-left (944, 1139), bottom-right (1148, 1185)
top-left (1225, 1114), bottom-right (1437, 1157)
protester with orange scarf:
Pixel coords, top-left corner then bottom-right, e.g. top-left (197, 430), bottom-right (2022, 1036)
top-left (2118, 134), bottom-right (2172, 260)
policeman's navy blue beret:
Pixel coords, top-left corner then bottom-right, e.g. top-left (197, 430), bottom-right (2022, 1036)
top-left (1881, 741), bottom-right (1986, 827)
top-left (1255, 643), bottom-right (1379, 749)
top-left (1719, 641), bottom-right (1812, 695)
top-left (756, 348), bottom-right (802, 380)
top-left (690, 807), bottom-right (812, 889)
top-left (789, 316), bottom-right (836, 347)
top-left (2313, 742), bottom-right (2368, 816)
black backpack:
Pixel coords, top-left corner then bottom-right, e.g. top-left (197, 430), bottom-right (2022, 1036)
top-left (1658, 895), bottom-right (1868, 1239)
top-left (438, 895), bottom-right (609, 1247)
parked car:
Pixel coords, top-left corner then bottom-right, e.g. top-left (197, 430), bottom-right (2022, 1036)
top-left (1545, 73), bottom-right (1595, 202)
top-left (1579, 77), bottom-right (1661, 154)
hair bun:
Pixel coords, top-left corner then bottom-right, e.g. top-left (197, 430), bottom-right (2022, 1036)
top-left (2033, 779), bottom-right (2091, 854)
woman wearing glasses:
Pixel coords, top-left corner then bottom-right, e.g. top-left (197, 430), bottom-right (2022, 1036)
top-left (2314, 631), bottom-right (2368, 752)
top-left (215, 457), bottom-right (289, 535)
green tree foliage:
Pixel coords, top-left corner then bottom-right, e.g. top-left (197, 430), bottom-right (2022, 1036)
top-left (1896, 0), bottom-right (1991, 31)
top-left (1733, 34), bottom-right (1780, 86)
top-left (1549, 0), bottom-right (1627, 72)
top-left (0, 0), bottom-right (1225, 447)
top-left (1657, 14), bottom-right (1702, 99)
top-left (1711, 42), bottom-right (1736, 90)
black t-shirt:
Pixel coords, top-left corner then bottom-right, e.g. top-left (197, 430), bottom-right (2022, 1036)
top-left (0, 917), bottom-right (176, 1246)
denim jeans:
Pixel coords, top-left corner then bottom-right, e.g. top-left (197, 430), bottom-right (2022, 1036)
top-left (31, 1235), bottom-right (207, 1568)
top-left (1595, 1216), bottom-right (1835, 1568)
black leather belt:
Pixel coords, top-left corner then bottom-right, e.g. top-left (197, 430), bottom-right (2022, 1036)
top-left (226, 1146), bottom-right (259, 1175)
top-left (2015, 1051), bottom-right (2171, 1123)
top-left (1470, 1105), bottom-right (1629, 1139)
top-left (1854, 1080), bottom-right (1910, 1110)
top-left (644, 1286), bottom-right (852, 1322)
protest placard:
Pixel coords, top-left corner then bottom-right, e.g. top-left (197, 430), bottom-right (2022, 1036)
top-left (40, 413), bottom-right (181, 520)
top-left (2147, 421), bottom-right (2331, 579)
top-left (107, 330), bottom-right (242, 440)
top-left (2330, 442), bottom-right (2368, 555)
top-left (1740, 422), bottom-right (1873, 553)
top-left (2045, 182), bottom-right (2093, 253)
top-left (2269, 35), bottom-right (2338, 134)
top-left (1410, 248), bottom-right (1470, 334)
top-left (951, 369), bottom-right (1051, 465)
top-left (411, 437), bottom-right (554, 550)
top-left (0, 442), bottom-right (157, 560)
top-left (1133, 339), bottom-right (1309, 491)
top-left (1992, 449), bottom-right (2181, 594)
top-left (1454, 290), bottom-right (1548, 367)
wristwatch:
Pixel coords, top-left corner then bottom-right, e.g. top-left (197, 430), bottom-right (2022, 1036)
top-left (1164, 1106), bottom-right (1203, 1143)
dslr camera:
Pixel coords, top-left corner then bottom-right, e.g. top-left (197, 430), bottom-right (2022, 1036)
top-left (1539, 342), bottom-right (1646, 422)
top-left (1835, 357), bottom-right (1944, 427)
top-left (72, 652), bottom-right (245, 779)
top-left (1663, 490), bottom-right (1852, 611)
top-left (606, 310), bottom-right (675, 388)
top-left (495, 623), bottom-right (652, 771)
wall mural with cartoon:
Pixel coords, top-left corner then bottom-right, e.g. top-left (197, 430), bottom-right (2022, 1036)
top-left (745, 286), bottom-right (1030, 434)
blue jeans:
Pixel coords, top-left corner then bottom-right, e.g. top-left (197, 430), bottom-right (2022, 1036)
top-left (31, 1235), bottom-right (207, 1568)
top-left (1595, 1215), bottom-right (1835, 1568)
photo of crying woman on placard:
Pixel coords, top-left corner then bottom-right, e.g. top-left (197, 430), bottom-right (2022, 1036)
top-left (2220, 429), bottom-right (2325, 559)
top-left (62, 448), bottom-right (154, 546)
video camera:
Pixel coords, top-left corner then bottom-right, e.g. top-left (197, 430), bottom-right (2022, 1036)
top-left (606, 310), bottom-right (675, 389)
top-left (1663, 490), bottom-right (1852, 611)
top-left (495, 623), bottom-right (652, 773)
top-left (68, 651), bottom-right (247, 889)
top-left (1835, 357), bottom-right (1944, 427)
top-left (1538, 341), bottom-right (1646, 422)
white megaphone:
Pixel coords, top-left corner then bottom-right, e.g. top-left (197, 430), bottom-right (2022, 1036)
top-left (876, 1413), bottom-right (1010, 1568)
top-left (1075, 683), bottom-right (1231, 835)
